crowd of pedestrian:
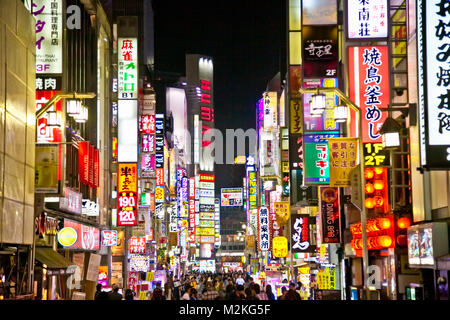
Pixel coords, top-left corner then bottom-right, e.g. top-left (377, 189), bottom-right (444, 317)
top-left (94, 271), bottom-right (304, 301)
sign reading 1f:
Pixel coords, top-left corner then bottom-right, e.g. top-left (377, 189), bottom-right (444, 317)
top-left (118, 38), bottom-right (138, 100)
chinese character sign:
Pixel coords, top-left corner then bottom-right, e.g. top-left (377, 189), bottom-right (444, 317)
top-left (118, 163), bottom-right (137, 226)
top-left (128, 237), bottom-right (146, 254)
top-left (349, 46), bottom-right (389, 143)
top-left (258, 206), bottom-right (271, 251)
top-left (142, 134), bottom-right (155, 153)
top-left (274, 201), bottom-right (290, 226)
top-left (101, 230), bottom-right (118, 247)
top-left (139, 115), bottom-right (155, 134)
top-left (417, 0), bottom-right (450, 168)
top-left (347, 0), bottom-right (388, 39)
top-left (118, 38), bottom-right (138, 99)
top-left (291, 214), bottom-right (316, 253)
top-left (27, 0), bottom-right (63, 73)
top-left (328, 138), bottom-right (358, 187)
top-left (304, 131), bottom-right (340, 184)
top-left (290, 99), bottom-right (303, 134)
top-left (263, 92), bottom-right (278, 131)
top-left (248, 171), bottom-right (257, 210)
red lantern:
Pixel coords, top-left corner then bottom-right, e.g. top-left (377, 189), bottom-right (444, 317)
top-left (365, 183), bottom-right (375, 194)
top-left (397, 217), bottom-right (411, 229)
top-left (364, 168), bottom-right (374, 180)
top-left (365, 198), bottom-right (375, 209)
top-left (373, 180), bottom-right (385, 190)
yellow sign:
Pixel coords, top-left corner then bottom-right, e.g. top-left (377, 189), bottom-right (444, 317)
top-left (118, 163), bottom-right (137, 193)
top-left (282, 162), bottom-right (289, 173)
top-left (328, 138), bottom-right (358, 187)
top-left (274, 202), bottom-right (290, 226)
top-left (272, 236), bottom-right (288, 258)
top-left (392, 4), bottom-right (407, 68)
top-left (234, 156), bottom-right (247, 164)
top-left (112, 230), bottom-right (125, 256)
top-left (246, 235), bottom-right (255, 249)
top-left (146, 272), bottom-right (155, 281)
top-left (57, 227), bottom-right (77, 247)
top-left (35, 145), bottom-right (59, 193)
top-left (290, 99), bottom-right (303, 133)
top-left (197, 227), bottom-right (215, 236)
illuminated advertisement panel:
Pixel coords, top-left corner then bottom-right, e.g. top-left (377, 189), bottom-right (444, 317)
top-left (118, 163), bottom-right (138, 226)
top-left (304, 131), bottom-right (339, 184)
top-left (118, 38), bottom-right (138, 99)
top-left (118, 100), bottom-right (138, 162)
top-left (417, 0), bottom-right (450, 168)
top-left (346, 0), bottom-right (389, 40)
top-left (348, 46), bottom-right (390, 143)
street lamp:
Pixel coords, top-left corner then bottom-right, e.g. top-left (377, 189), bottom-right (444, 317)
top-left (379, 117), bottom-right (403, 149)
top-left (310, 92), bottom-right (326, 117)
top-left (334, 105), bottom-right (349, 123)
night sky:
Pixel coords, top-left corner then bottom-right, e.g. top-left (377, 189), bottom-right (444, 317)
top-left (153, 0), bottom-right (286, 188)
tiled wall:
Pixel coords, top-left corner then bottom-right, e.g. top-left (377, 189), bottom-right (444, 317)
top-left (0, 0), bottom-right (35, 244)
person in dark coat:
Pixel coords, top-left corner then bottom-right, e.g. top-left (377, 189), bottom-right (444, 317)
top-left (108, 284), bottom-right (123, 300)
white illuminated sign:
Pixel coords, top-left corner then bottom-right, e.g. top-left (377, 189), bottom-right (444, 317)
top-left (28, 0), bottom-right (63, 74)
top-left (118, 100), bottom-right (138, 162)
top-left (118, 38), bottom-right (138, 99)
top-left (347, 0), bottom-right (388, 39)
top-left (418, 0), bottom-right (450, 168)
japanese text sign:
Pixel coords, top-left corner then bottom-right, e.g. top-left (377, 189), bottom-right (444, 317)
top-left (258, 206), bottom-right (271, 251)
top-left (129, 237), bottom-right (146, 254)
top-left (417, 0), bottom-right (450, 168)
top-left (118, 163), bottom-right (137, 226)
top-left (101, 230), bottom-right (118, 247)
top-left (291, 214), bottom-right (316, 253)
top-left (27, 0), bottom-right (63, 74)
top-left (349, 46), bottom-right (390, 143)
top-left (139, 115), bottom-right (155, 134)
top-left (118, 38), bottom-right (138, 99)
top-left (328, 138), bottom-right (358, 187)
top-left (304, 131), bottom-right (340, 184)
top-left (347, 0), bottom-right (388, 39)
top-left (272, 236), bottom-right (288, 258)
top-left (274, 202), bottom-right (290, 226)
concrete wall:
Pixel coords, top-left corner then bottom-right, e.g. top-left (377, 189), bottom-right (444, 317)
top-left (0, 0), bottom-right (36, 245)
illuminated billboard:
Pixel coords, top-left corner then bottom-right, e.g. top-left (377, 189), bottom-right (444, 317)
top-left (220, 188), bottom-right (243, 207)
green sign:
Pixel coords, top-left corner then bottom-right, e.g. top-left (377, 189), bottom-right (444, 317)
top-left (304, 131), bottom-right (339, 185)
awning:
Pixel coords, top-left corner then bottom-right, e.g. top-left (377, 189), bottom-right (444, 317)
top-left (35, 247), bottom-right (73, 270)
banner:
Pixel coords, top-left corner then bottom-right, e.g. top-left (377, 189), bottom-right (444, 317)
top-left (291, 214), bottom-right (316, 253)
top-left (328, 138), bottom-right (358, 187)
top-left (319, 187), bottom-right (341, 244)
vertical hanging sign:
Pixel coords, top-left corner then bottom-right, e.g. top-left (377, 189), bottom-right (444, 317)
top-left (118, 38), bottom-right (138, 99)
top-left (417, 0), bottom-right (450, 169)
top-left (118, 163), bottom-right (138, 226)
top-left (348, 46), bottom-right (390, 143)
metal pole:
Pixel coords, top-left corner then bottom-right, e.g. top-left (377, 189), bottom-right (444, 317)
top-left (357, 114), bottom-right (370, 299)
